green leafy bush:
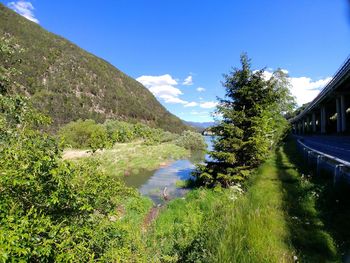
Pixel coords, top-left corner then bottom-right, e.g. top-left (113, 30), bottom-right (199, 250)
top-left (0, 37), bottom-right (150, 261)
top-left (59, 119), bottom-right (183, 151)
top-left (0, 96), bottom-right (151, 261)
top-left (105, 119), bottom-right (180, 145)
top-left (175, 130), bottom-right (207, 151)
top-left (58, 119), bottom-right (109, 150)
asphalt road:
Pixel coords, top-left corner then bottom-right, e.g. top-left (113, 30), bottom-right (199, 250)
top-left (297, 135), bottom-right (350, 162)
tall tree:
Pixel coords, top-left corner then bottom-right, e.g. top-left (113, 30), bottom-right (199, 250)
top-left (195, 54), bottom-right (295, 187)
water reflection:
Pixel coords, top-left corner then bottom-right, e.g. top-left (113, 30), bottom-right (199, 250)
top-left (123, 136), bottom-right (214, 204)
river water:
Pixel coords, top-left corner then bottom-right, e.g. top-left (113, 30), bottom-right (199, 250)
top-left (123, 136), bottom-right (214, 204)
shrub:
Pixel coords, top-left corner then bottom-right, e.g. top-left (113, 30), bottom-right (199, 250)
top-left (58, 119), bottom-right (109, 150)
top-left (105, 120), bottom-right (135, 143)
top-left (0, 96), bottom-right (149, 261)
top-left (175, 130), bottom-right (207, 151)
top-left (104, 119), bottom-right (180, 145)
top-left (0, 36), bottom-right (150, 262)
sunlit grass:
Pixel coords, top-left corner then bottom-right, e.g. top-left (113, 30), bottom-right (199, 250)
top-left (211, 141), bottom-right (338, 262)
top-left (144, 140), bottom-right (340, 262)
top-left (65, 141), bottom-right (190, 178)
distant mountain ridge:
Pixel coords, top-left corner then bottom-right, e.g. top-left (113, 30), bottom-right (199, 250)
top-left (0, 4), bottom-right (189, 133)
top-left (185, 121), bottom-right (216, 132)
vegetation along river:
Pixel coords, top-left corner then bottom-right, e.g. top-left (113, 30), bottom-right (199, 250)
top-left (123, 136), bottom-right (214, 204)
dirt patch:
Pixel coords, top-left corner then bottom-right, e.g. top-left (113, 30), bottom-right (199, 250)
top-left (62, 149), bottom-right (91, 160)
top-left (142, 206), bottom-right (162, 231)
top-left (159, 161), bottom-right (171, 167)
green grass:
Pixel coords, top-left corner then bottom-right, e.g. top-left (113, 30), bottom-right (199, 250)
top-left (61, 138), bottom-right (349, 262)
top-left (88, 141), bottom-right (190, 178)
top-left (144, 140), bottom-right (342, 262)
top-left (276, 140), bottom-right (339, 262)
top-left (209, 141), bottom-right (340, 262)
top-left (145, 188), bottom-right (238, 262)
top-left (211, 155), bottom-right (294, 263)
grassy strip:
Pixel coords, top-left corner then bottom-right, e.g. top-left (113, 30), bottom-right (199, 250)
top-left (93, 142), bottom-right (189, 178)
top-left (212, 155), bottom-right (294, 262)
top-left (145, 188), bottom-right (238, 262)
top-left (283, 138), bottom-right (350, 262)
top-left (211, 141), bottom-right (339, 262)
top-left (274, 142), bottom-right (338, 262)
top-left (145, 140), bottom-right (341, 262)
top-left (64, 141), bottom-right (189, 178)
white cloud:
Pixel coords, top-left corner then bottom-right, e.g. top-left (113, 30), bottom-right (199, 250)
top-left (160, 94), bottom-right (188, 104)
top-left (137, 74), bottom-right (190, 104)
top-left (196, 87), bottom-right (205, 92)
top-left (289, 76), bottom-right (331, 106)
top-left (184, 102), bottom-right (198, 107)
top-left (8, 1), bottom-right (39, 23)
top-left (262, 69), bottom-right (331, 106)
top-left (200, 101), bottom-right (218, 109)
top-left (190, 110), bottom-right (208, 115)
top-left (183, 75), bottom-right (193, 86)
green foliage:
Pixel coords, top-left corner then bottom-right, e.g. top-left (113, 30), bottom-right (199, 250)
top-left (0, 34), bottom-right (23, 95)
top-left (58, 119), bottom-right (109, 151)
top-left (0, 32), bottom-right (152, 262)
top-left (146, 142), bottom-right (340, 262)
top-left (196, 54), bottom-right (295, 187)
top-left (145, 188), bottom-right (236, 262)
top-left (105, 120), bottom-right (136, 143)
top-left (0, 4), bottom-right (190, 133)
top-left (0, 98), bottom-right (148, 261)
top-left (174, 130), bottom-right (207, 151)
top-left (89, 126), bottom-right (109, 153)
top-left (59, 119), bottom-right (182, 150)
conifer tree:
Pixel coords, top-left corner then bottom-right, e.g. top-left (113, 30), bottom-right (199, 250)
top-left (196, 54), bottom-right (295, 187)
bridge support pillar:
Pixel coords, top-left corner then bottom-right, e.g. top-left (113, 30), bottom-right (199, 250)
top-left (321, 106), bottom-right (326, 134)
top-left (336, 97), bottom-right (342, 133)
top-left (312, 112), bottom-right (316, 133)
top-left (306, 116), bottom-right (311, 133)
top-left (341, 95), bottom-right (347, 132)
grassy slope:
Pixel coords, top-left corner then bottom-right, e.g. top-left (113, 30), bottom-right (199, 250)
top-left (0, 4), bottom-right (189, 133)
top-left (145, 140), bottom-right (342, 262)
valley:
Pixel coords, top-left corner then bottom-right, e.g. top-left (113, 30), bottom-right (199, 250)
top-left (1, 1), bottom-right (350, 262)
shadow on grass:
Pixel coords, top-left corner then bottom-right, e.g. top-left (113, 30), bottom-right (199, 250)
top-left (275, 140), bottom-right (339, 262)
top-left (282, 138), bottom-right (350, 262)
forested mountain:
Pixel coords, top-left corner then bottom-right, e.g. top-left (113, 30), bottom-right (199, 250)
top-left (0, 4), bottom-right (189, 133)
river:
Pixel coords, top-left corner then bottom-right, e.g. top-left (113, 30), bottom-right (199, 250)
top-left (123, 136), bottom-right (214, 204)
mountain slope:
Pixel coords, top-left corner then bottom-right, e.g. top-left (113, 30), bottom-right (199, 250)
top-left (0, 4), bottom-right (189, 133)
top-left (185, 121), bottom-right (215, 132)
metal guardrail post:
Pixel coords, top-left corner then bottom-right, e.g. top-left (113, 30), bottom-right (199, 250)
top-left (334, 164), bottom-right (344, 185)
top-left (316, 155), bottom-right (324, 176)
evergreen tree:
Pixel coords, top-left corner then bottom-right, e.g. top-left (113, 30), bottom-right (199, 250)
top-left (195, 54), bottom-right (295, 187)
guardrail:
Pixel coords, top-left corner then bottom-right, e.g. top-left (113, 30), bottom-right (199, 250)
top-left (296, 138), bottom-right (350, 185)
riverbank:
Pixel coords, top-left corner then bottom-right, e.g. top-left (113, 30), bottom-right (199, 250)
top-left (63, 141), bottom-right (190, 178)
top-left (61, 138), bottom-right (348, 262)
top-left (143, 139), bottom-right (343, 262)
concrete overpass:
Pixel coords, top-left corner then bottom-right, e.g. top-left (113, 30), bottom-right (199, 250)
top-left (291, 56), bottom-right (350, 135)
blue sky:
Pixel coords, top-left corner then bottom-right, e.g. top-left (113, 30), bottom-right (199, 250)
top-left (3, 0), bottom-right (350, 122)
